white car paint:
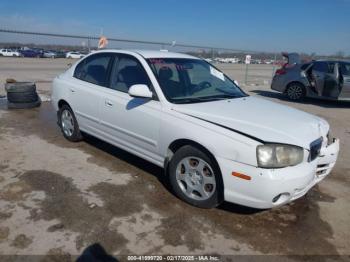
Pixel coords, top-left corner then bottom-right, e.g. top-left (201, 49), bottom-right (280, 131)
top-left (0, 49), bottom-right (20, 57)
top-left (51, 49), bottom-right (339, 209)
top-left (66, 51), bottom-right (84, 59)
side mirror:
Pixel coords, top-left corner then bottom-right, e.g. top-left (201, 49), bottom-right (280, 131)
top-left (128, 84), bottom-right (153, 99)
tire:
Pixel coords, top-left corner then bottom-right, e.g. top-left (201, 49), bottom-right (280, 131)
top-left (58, 105), bottom-right (83, 142)
top-left (5, 82), bottom-right (40, 107)
top-left (7, 99), bottom-right (41, 109)
top-left (7, 91), bottom-right (39, 103)
top-left (5, 82), bottom-right (36, 93)
top-left (285, 82), bottom-right (306, 101)
top-left (168, 145), bottom-right (223, 208)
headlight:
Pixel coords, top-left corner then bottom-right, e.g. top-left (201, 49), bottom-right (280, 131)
top-left (257, 144), bottom-right (304, 168)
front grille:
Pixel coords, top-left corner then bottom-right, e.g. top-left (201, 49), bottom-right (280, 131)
top-left (309, 137), bottom-right (323, 162)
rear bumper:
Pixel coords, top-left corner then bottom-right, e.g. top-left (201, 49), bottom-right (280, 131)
top-left (271, 75), bottom-right (288, 92)
top-left (219, 139), bottom-right (339, 209)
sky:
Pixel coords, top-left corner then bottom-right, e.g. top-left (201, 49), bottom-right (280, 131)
top-left (0, 0), bottom-right (349, 55)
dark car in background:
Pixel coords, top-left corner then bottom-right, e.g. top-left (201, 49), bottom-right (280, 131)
top-left (271, 53), bottom-right (350, 101)
top-left (20, 49), bottom-right (43, 58)
top-left (54, 51), bottom-right (66, 58)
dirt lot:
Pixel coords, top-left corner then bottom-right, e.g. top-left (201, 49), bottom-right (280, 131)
top-left (0, 57), bottom-right (349, 260)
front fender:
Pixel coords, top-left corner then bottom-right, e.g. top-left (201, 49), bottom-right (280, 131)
top-left (159, 109), bottom-right (260, 167)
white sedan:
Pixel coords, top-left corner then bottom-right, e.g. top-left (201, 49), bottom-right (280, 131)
top-left (51, 50), bottom-right (339, 209)
top-left (66, 51), bottom-right (85, 59)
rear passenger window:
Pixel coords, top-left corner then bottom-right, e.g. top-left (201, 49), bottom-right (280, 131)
top-left (110, 55), bottom-right (151, 93)
top-left (301, 63), bottom-right (310, 70)
top-left (313, 62), bottom-right (328, 72)
top-left (327, 62), bottom-right (335, 74)
top-left (74, 53), bottom-right (113, 86)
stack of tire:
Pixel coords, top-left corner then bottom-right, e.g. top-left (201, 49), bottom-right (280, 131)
top-left (5, 82), bottom-right (41, 109)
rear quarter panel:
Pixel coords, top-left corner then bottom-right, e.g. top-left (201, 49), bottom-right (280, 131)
top-left (272, 66), bottom-right (309, 93)
top-left (51, 74), bottom-right (73, 112)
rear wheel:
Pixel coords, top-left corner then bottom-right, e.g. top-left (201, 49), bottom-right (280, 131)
top-left (285, 82), bottom-right (306, 101)
top-left (168, 145), bottom-right (223, 208)
top-left (58, 105), bottom-right (83, 142)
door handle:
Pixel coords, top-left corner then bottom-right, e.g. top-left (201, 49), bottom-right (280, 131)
top-left (105, 100), bottom-right (113, 107)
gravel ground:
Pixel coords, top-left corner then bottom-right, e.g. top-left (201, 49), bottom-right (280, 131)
top-left (0, 57), bottom-right (349, 260)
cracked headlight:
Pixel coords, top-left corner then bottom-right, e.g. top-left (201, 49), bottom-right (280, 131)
top-left (257, 144), bottom-right (304, 168)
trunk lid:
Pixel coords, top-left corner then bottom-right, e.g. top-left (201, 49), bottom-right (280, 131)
top-left (282, 52), bottom-right (301, 66)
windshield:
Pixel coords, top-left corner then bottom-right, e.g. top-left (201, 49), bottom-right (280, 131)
top-left (147, 58), bottom-right (247, 104)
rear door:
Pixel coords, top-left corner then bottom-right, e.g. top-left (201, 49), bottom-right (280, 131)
top-left (339, 62), bottom-right (350, 98)
top-left (311, 61), bottom-right (328, 96)
top-left (68, 52), bottom-right (114, 132)
top-left (322, 62), bottom-right (341, 98)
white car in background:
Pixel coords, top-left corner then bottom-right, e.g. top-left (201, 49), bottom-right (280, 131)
top-left (0, 49), bottom-right (21, 57)
top-left (66, 51), bottom-right (85, 59)
top-left (52, 50), bottom-right (339, 209)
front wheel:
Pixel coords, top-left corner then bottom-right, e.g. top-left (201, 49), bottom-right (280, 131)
top-left (285, 83), bottom-right (306, 101)
top-left (168, 145), bottom-right (223, 208)
top-left (58, 105), bottom-right (83, 142)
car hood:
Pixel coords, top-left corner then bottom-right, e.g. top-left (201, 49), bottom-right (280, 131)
top-left (172, 96), bottom-right (328, 148)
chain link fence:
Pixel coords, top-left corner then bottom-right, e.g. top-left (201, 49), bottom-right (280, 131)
top-left (0, 28), bottom-right (281, 87)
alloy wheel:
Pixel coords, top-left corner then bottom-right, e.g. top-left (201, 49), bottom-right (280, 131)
top-left (61, 109), bottom-right (74, 137)
top-left (175, 157), bottom-right (216, 201)
top-left (287, 85), bottom-right (303, 100)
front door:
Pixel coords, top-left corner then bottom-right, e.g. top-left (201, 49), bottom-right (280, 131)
top-left (99, 54), bottom-right (163, 165)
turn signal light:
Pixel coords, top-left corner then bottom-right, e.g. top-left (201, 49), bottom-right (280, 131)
top-left (275, 69), bottom-right (286, 75)
top-left (232, 172), bottom-right (251, 181)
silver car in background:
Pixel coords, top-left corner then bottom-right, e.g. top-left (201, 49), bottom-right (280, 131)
top-left (271, 53), bottom-right (350, 101)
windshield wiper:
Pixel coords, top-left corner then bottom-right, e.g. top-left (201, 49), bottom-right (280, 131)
top-left (209, 94), bottom-right (242, 99)
top-left (172, 95), bottom-right (240, 104)
top-left (171, 97), bottom-right (211, 104)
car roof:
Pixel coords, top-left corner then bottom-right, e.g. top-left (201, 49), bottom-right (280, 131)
top-left (93, 49), bottom-right (199, 59)
top-left (314, 59), bottom-right (350, 63)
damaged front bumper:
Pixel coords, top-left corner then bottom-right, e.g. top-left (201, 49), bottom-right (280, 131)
top-left (218, 138), bottom-right (340, 209)
top-left (290, 138), bottom-right (339, 202)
